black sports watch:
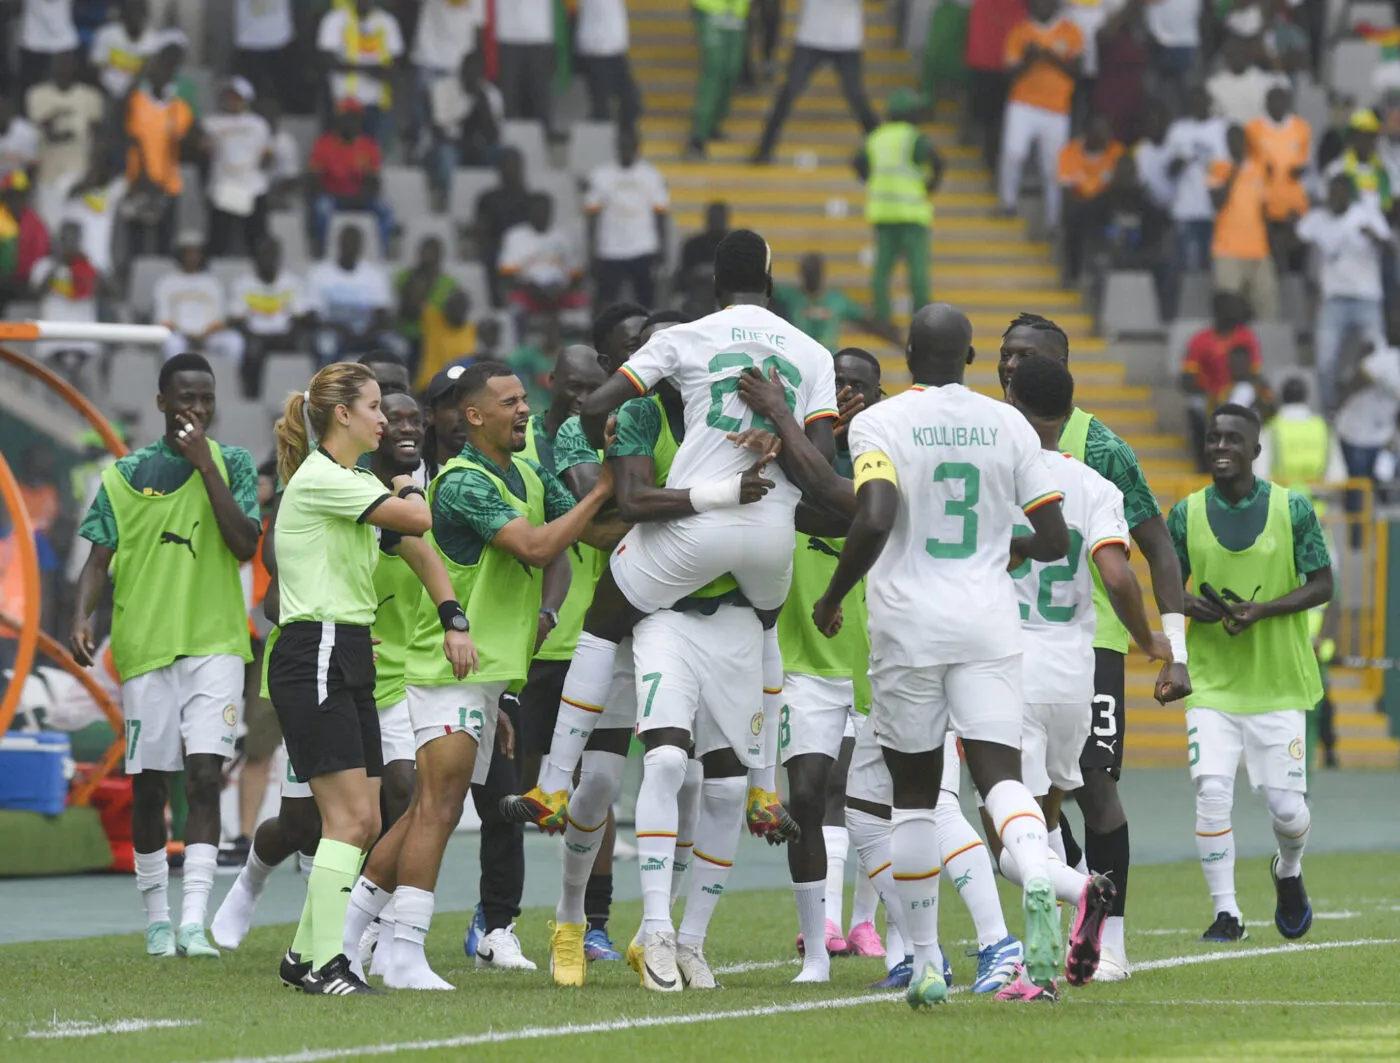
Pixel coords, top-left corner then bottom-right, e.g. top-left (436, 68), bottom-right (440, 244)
top-left (439, 601), bottom-right (469, 633)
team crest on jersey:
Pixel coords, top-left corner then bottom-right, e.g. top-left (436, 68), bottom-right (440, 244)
top-left (223, 704), bottom-right (237, 727)
top-left (1288, 738), bottom-right (1304, 760)
top-left (750, 711), bottom-right (764, 736)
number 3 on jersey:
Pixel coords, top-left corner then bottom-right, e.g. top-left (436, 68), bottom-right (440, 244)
top-left (705, 352), bottom-right (801, 433)
top-left (925, 462), bottom-right (980, 559)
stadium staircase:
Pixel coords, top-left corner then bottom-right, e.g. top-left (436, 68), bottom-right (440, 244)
top-left (628, 0), bottom-right (1397, 769)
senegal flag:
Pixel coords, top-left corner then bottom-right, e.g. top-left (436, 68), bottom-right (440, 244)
top-left (1355, 22), bottom-right (1400, 60)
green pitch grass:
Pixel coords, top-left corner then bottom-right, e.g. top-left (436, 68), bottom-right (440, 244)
top-left (4, 851), bottom-right (1398, 1063)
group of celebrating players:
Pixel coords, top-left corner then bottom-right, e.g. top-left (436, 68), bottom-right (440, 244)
top-left (70, 227), bottom-right (1329, 1005)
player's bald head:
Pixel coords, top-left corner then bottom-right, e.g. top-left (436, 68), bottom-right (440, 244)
top-left (907, 303), bottom-right (974, 382)
top-left (555, 344), bottom-right (606, 384)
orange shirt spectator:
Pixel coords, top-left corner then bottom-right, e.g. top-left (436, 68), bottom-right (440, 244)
top-left (126, 88), bottom-right (195, 195)
top-left (1059, 137), bottom-right (1124, 198)
top-left (1004, 16), bottom-right (1083, 115)
top-left (1209, 155), bottom-right (1270, 260)
top-left (1182, 322), bottom-right (1262, 405)
top-left (1247, 112), bottom-right (1311, 221)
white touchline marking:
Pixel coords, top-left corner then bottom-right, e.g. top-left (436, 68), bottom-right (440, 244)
top-left (714, 958), bottom-right (796, 974)
top-left (1138, 910), bottom-right (1361, 936)
top-left (187, 937), bottom-right (1400, 1063)
top-left (1081, 1000), bottom-right (1400, 1008)
top-left (26, 1019), bottom-right (202, 1040)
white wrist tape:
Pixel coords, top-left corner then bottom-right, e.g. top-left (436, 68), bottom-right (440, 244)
top-left (689, 475), bottom-right (744, 513)
top-left (1162, 612), bottom-right (1188, 664)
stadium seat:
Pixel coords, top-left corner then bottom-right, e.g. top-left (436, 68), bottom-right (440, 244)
top-left (1278, 273), bottom-right (1312, 337)
top-left (1295, 75), bottom-right (1331, 135)
top-left (128, 256), bottom-right (177, 320)
top-left (107, 348), bottom-right (160, 415)
top-left (1252, 320), bottom-right (1299, 373)
top-left (502, 120), bottom-right (550, 178)
top-left (567, 121), bottom-right (619, 178)
top-left (268, 209), bottom-right (311, 271)
top-left (177, 165), bottom-right (208, 234)
top-left (1348, 1), bottom-right (1395, 29)
top-left (1177, 272), bottom-right (1214, 321)
top-left (263, 353), bottom-right (317, 410)
top-left (327, 213), bottom-right (382, 261)
top-left (1166, 318), bottom-right (1208, 373)
top-left (397, 214), bottom-right (456, 268)
top-left (448, 170), bottom-right (498, 221)
top-left (446, 262), bottom-right (491, 310)
top-left (209, 256), bottom-right (248, 293)
top-left (532, 168), bottom-right (582, 219)
top-left (1330, 39), bottom-right (1383, 106)
top-left (383, 166), bottom-right (428, 212)
top-left (1100, 271), bottom-right (1162, 336)
top-left (282, 116), bottom-right (322, 164)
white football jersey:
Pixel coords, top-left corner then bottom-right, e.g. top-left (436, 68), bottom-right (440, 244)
top-left (621, 303), bottom-right (838, 514)
top-left (846, 383), bottom-right (1062, 666)
top-left (1016, 451), bottom-right (1130, 705)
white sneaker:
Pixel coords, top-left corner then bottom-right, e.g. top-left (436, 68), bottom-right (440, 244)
top-left (475, 924), bottom-right (537, 970)
top-left (640, 930), bottom-right (682, 992)
top-left (1095, 949), bottom-right (1132, 982)
top-left (676, 942), bottom-right (719, 989)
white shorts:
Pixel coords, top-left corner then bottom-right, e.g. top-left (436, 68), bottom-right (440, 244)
top-left (280, 748), bottom-right (312, 799)
top-left (593, 638), bottom-right (639, 731)
top-left (408, 681), bottom-right (505, 786)
top-left (122, 654), bottom-right (244, 774)
top-left (633, 605), bottom-right (765, 768)
top-left (1186, 707), bottom-right (1308, 793)
top-left (1022, 701), bottom-right (1091, 796)
top-left (869, 654), bottom-right (1024, 755)
top-left (780, 673), bottom-right (855, 764)
top-left (610, 509), bottom-right (795, 613)
top-left (277, 700), bottom-right (415, 800)
top-left (846, 728), bottom-right (962, 808)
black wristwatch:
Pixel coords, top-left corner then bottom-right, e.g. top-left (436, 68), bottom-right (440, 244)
top-left (439, 601), bottom-right (469, 633)
top-left (397, 484), bottom-right (426, 501)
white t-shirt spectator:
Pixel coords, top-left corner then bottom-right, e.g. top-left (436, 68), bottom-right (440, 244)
top-left (25, 80), bottom-right (103, 186)
top-left (430, 78), bottom-right (504, 139)
top-left (1064, 0), bottom-right (1125, 77)
top-left (1145, 0), bottom-right (1201, 48)
top-left (229, 269), bottom-right (308, 335)
top-left (411, 0), bottom-right (484, 72)
top-left (1207, 66), bottom-right (1287, 127)
top-left (1338, 345), bottom-right (1400, 448)
top-left (1164, 116), bottom-right (1228, 222)
top-left (235, 0), bottom-right (295, 51)
top-left (20, 0), bottom-right (78, 54)
top-left (90, 22), bottom-right (161, 98)
top-left (154, 270), bottom-right (227, 336)
top-left (267, 129), bottom-right (301, 185)
top-left (495, 0), bottom-right (554, 45)
top-left (1134, 138), bottom-right (1175, 211)
top-left (0, 118), bottom-right (42, 175)
top-left (498, 223), bottom-right (580, 287)
top-left (318, 6), bottom-right (405, 108)
top-left (306, 258), bottom-right (392, 333)
top-left (1295, 202), bottom-right (1391, 301)
top-left (795, 0), bottom-right (863, 51)
top-left (204, 112), bottom-right (272, 214)
top-left (585, 160), bottom-right (669, 260)
top-left (53, 174), bottom-right (126, 273)
top-left (576, 0), bottom-right (628, 56)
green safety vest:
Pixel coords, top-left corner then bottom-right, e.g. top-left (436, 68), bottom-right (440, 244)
top-left (1059, 408), bottom-right (1131, 654)
top-left (1183, 484), bottom-right (1323, 714)
top-left (865, 122), bottom-right (933, 226)
top-left (1269, 414), bottom-right (1331, 516)
top-left (693, 0), bottom-right (749, 20)
top-left (104, 442), bottom-right (252, 681)
top-left (404, 455), bottom-right (545, 687)
top-left (371, 550), bottom-right (424, 709)
top-left (521, 414), bottom-right (604, 662)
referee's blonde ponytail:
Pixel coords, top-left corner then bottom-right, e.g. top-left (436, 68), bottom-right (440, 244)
top-left (275, 362), bottom-right (378, 487)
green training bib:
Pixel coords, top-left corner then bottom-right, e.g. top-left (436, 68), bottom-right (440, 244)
top-left (372, 551), bottom-right (423, 708)
top-left (1061, 407), bottom-right (1130, 655)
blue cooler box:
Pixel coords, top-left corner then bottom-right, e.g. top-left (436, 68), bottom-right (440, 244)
top-left (0, 732), bottom-right (74, 815)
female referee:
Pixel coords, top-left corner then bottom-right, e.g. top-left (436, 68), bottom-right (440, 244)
top-left (269, 361), bottom-right (470, 995)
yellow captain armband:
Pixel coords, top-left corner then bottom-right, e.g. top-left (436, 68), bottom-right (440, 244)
top-left (854, 450), bottom-right (897, 489)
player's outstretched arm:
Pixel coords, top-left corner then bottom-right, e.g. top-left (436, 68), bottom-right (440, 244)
top-left (580, 373), bottom-right (642, 449)
top-left (814, 479), bottom-right (898, 636)
top-left (364, 475), bottom-right (433, 535)
top-left (1130, 515), bottom-right (1187, 616)
top-left (492, 465), bottom-right (614, 569)
top-left (1093, 543), bottom-right (1170, 660)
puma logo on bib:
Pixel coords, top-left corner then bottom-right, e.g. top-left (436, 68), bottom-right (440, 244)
top-left (159, 521), bottom-right (200, 559)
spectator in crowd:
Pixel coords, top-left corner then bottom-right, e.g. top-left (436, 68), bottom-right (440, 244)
top-left (1314, 94), bottom-right (1356, 179)
top-left (1325, 109), bottom-right (1392, 215)
top-left (576, 0), bottom-right (641, 127)
top-left (17, 0), bottom-right (80, 96)
top-left (395, 234), bottom-right (455, 360)
top-left (308, 99), bottom-right (392, 259)
top-left (996, 0), bottom-right (1083, 232)
top-left (506, 310), bottom-right (559, 411)
top-left (258, 95), bottom-right (302, 210)
top-left (1256, 376), bottom-right (1347, 486)
top-left (428, 50), bottom-right (504, 210)
top-left (57, 149), bottom-right (125, 273)
top-left (495, 0), bottom-right (559, 138)
top-left (204, 77), bottom-right (273, 257)
top-left (417, 286), bottom-right (476, 389)
top-left (1134, 100), bottom-right (1175, 216)
top-left (1296, 173), bottom-right (1391, 413)
top-left (1378, 102), bottom-right (1400, 193)
top-left (1091, 0), bottom-right (1151, 144)
top-left (90, 0), bottom-right (158, 101)
top-left (919, 0), bottom-right (969, 109)
top-left (1165, 85), bottom-right (1228, 273)
top-left (1221, 342), bottom-right (1276, 418)
top-left (675, 199), bottom-right (730, 287)
top-left (744, 0), bottom-right (782, 87)
top-left (474, 147), bottom-right (531, 306)
top-left (30, 218), bottom-right (105, 382)
top-left (25, 50), bottom-right (103, 224)
top-left (0, 94), bottom-right (42, 177)
top-left (1209, 123), bottom-right (1275, 318)
top-left (751, 0), bottom-right (877, 164)
top-left (156, 29), bottom-right (203, 119)
top-left (773, 251), bottom-right (896, 350)
top-left (1248, 84), bottom-right (1310, 269)
top-left (965, 0), bottom-right (1027, 171)
top-left (1097, 155), bottom-right (1174, 310)
top-left (1143, 0), bottom-right (1200, 107)
top-left (409, 0), bottom-right (483, 155)
top-left (305, 222), bottom-right (397, 366)
top-left (123, 38), bottom-right (195, 255)
top-left (1207, 33), bottom-right (1287, 128)
top-left (318, 0), bottom-right (405, 149)
top-left (0, 170), bottom-right (50, 305)
top-left (227, 236), bottom-right (311, 398)
top-left (688, 0), bottom-right (749, 159)
top-left (1058, 112), bottom-right (1123, 283)
top-left (1180, 291), bottom-right (1261, 464)
top-left (152, 232), bottom-right (245, 363)
top-left (233, 0), bottom-right (299, 107)
top-left (585, 125), bottom-right (669, 307)
top-left (1335, 309), bottom-right (1400, 498)
top-left (499, 191), bottom-right (586, 335)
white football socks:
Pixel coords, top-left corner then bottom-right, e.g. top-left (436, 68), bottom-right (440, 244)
top-left (850, 857), bottom-right (879, 930)
top-left (636, 745), bottom-right (689, 934)
top-left (343, 875), bottom-right (392, 978)
top-left (386, 886), bottom-right (452, 990)
top-left (1265, 787), bottom-right (1310, 879)
top-left (538, 633), bottom-right (618, 795)
top-left (791, 880), bottom-right (829, 982)
top-left (212, 847), bottom-right (273, 949)
top-left (748, 627), bottom-right (783, 794)
top-left (984, 780), bottom-right (1051, 890)
top-left (935, 793), bottom-right (1008, 949)
top-left (671, 757), bottom-right (703, 905)
top-left (135, 848), bottom-right (170, 927)
top-left (557, 750), bottom-right (626, 925)
top-left (822, 824), bottom-right (848, 930)
top-left (1195, 774), bottom-right (1239, 917)
top-left (846, 806), bottom-right (910, 958)
top-left (890, 807), bottom-right (941, 976)
top-left (677, 776), bottom-right (746, 947)
top-left (180, 843), bottom-right (217, 929)
top-left (999, 846), bottom-right (1086, 904)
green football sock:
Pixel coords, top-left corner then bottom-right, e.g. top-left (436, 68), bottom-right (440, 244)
top-left (290, 886), bottom-right (315, 959)
top-left (309, 838), bottom-right (363, 969)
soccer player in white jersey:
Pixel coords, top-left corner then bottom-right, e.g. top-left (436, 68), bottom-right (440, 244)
top-left (811, 303), bottom-right (1079, 1006)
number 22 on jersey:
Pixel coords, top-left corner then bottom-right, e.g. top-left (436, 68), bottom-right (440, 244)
top-left (704, 352), bottom-right (801, 433)
top-left (1010, 525), bottom-right (1085, 623)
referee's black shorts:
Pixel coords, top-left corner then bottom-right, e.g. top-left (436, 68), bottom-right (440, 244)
top-left (268, 621), bottom-right (382, 783)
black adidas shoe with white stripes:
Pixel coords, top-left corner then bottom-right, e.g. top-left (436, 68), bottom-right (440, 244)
top-left (279, 949), bottom-right (312, 989)
top-left (302, 953), bottom-right (379, 995)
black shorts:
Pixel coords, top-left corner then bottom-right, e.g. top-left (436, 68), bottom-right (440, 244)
top-left (1078, 647), bottom-right (1126, 780)
top-left (268, 621), bottom-right (382, 783)
top-left (518, 658), bottom-right (570, 758)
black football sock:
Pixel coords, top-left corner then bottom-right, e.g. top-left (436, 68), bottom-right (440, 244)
top-left (1084, 822), bottom-right (1130, 917)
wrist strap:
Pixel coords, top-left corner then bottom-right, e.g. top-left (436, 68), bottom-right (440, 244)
top-left (398, 484), bottom-right (425, 501)
top-left (1162, 612), bottom-right (1187, 664)
top-left (439, 600), bottom-right (467, 632)
top-left (689, 474), bottom-right (744, 513)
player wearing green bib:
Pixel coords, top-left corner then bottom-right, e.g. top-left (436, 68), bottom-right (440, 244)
top-left (997, 311), bottom-right (1191, 980)
top-left (1167, 404), bottom-right (1330, 946)
top-left (346, 361), bottom-right (614, 992)
top-left (71, 353), bottom-right (260, 962)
